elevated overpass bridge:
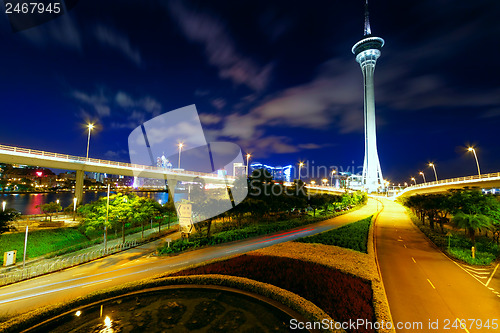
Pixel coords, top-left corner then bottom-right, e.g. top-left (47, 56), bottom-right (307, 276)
top-left (392, 172), bottom-right (500, 197)
top-left (0, 143), bottom-right (234, 203)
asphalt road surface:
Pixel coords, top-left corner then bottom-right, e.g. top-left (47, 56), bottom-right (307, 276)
top-left (375, 198), bottom-right (500, 333)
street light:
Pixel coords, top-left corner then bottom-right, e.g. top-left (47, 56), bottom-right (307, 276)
top-left (330, 170), bottom-right (336, 187)
top-left (178, 143), bottom-right (184, 169)
top-left (246, 153), bottom-right (251, 176)
top-left (322, 178), bottom-right (328, 186)
top-left (298, 162), bottom-right (304, 181)
top-left (411, 177), bottom-right (417, 185)
top-left (311, 180), bottom-right (316, 186)
top-left (419, 171), bottom-right (426, 183)
top-left (2, 201), bottom-right (5, 212)
top-left (428, 163), bottom-right (438, 181)
top-left (467, 147), bottom-right (481, 176)
top-left (73, 197), bottom-right (77, 221)
top-left (86, 123), bottom-right (95, 159)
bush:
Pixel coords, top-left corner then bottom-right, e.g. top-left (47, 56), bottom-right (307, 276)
top-left (170, 254), bottom-right (375, 333)
top-left (295, 216), bottom-right (372, 253)
top-left (158, 205), bottom-right (364, 255)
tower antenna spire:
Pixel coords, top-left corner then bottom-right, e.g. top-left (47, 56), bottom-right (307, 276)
top-left (364, 0), bottom-right (372, 36)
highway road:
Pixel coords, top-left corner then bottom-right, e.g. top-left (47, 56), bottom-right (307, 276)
top-left (0, 199), bottom-right (378, 317)
top-left (375, 198), bottom-right (500, 333)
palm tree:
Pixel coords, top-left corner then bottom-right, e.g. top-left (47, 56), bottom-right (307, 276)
top-left (452, 212), bottom-right (492, 245)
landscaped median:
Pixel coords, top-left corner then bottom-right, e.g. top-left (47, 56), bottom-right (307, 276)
top-left (161, 212), bottom-right (393, 333)
top-left (157, 202), bottom-right (367, 256)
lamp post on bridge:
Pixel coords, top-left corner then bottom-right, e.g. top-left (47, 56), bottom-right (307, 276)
top-left (330, 170), bottom-right (336, 188)
top-left (419, 171), bottom-right (426, 183)
top-left (411, 177), bottom-right (417, 186)
top-left (428, 163), bottom-right (438, 181)
top-left (246, 153), bottom-right (251, 176)
top-left (298, 162), bottom-right (304, 181)
top-left (86, 123), bottom-right (94, 159)
top-left (178, 143), bottom-right (184, 169)
top-left (467, 147), bottom-right (481, 176)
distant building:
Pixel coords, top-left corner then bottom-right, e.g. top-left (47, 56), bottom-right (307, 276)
top-left (250, 163), bottom-right (293, 182)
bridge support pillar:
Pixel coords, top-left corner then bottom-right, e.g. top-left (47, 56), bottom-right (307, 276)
top-left (166, 178), bottom-right (177, 203)
top-left (75, 170), bottom-right (84, 205)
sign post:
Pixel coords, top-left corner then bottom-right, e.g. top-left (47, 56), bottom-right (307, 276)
top-left (176, 203), bottom-right (193, 235)
top-left (23, 226), bottom-right (28, 269)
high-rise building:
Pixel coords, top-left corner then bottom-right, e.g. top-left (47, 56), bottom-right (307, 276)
top-left (352, 0), bottom-right (385, 192)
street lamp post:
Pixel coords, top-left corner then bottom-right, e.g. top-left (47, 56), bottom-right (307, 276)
top-left (86, 123), bottom-right (94, 159)
top-left (428, 163), bottom-right (438, 181)
top-left (178, 143), bottom-right (184, 169)
top-left (246, 153), bottom-right (251, 176)
top-left (73, 197), bottom-right (77, 221)
top-left (419, 171), bottom-right (426, 183)
top-left (311, 180), bottom-right (316, 186)
top-left (104, 184), bottom-right (110, 253)
top-left (467, 147), bottom-right (481, 176)
top-left (330, 170), bottom-right (336, 187)
top-left (322, 178), bottom-right (328, 187)
top-left (298, 162), bottom-right (304, 181)
top-left (2, 201), bottom-right (5, 212)
top-left (411, 177), bottom-right (417, 185)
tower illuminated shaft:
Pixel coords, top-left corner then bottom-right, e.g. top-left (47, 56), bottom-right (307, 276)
top-left (352, 0), bottom-right (385, 192)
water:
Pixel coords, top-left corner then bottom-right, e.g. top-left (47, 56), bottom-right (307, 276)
top-left (0, 191), bottom-right (173, 215)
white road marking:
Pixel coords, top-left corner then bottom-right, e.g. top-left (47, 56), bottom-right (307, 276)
top-left (82, 279), bottom-right (113, 288)
top-left (486, 264), bottom-right (499, 287)
top-left (411, 257), bottom-right (416, 264)
top-left (427, 279), bottom-right (436, 289)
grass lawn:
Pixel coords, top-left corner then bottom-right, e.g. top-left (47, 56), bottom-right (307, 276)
top-left (295, 215), bottom-right (372, 253)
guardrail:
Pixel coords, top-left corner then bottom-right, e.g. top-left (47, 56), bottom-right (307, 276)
top-left (0, 240), bottom-right (138, 287)
top-left (0, 143), bottom-right (235, 180)
top-left (401, 172), bottom-right (500, 192)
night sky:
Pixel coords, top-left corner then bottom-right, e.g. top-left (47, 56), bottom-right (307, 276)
top-left (0, 0), bottom-right (499, 184)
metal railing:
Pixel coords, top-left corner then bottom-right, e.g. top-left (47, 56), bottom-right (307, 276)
top-left (0, 240), bottom-right (138, 286)
top-left (0, 143), bottom-right (234, 180)
top-left (401, 172), bottom-right (500, 192)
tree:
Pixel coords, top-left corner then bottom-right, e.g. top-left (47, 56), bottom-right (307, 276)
top-left (0, 208), bottom-right (20, 234)
top-left (452, 212), bottom-right (492, 245)
top-left (41, 201), bottom-right (62, 222)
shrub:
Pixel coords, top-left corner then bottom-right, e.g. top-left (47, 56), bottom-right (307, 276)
top-left (170, 254), bottom-right (375, 333)
top-left (295, 216), bottom-right (372, 253)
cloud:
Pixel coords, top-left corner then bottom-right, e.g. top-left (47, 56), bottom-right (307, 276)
top-left (72, 88), bottom-right (163, 129)
top-left (72, 90), bottom-right (110, 116)
top-left (165, 0), bottom-right (272, 91)
top-left (94, 25), bottom-right (142, 66)
top-left (115, 91), bottom-right (162, 115)
top-left (210, 98), bottom-right (226, 110)
top-left (199, 113), bottom-right (222, 125)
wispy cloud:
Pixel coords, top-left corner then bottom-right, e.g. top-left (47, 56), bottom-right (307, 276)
top-left (94, 25), bottom-right (142, 66)
top-left (165, 0), bottom-right (273, 91)
top-left (72, 88), bottom-right (163, 129)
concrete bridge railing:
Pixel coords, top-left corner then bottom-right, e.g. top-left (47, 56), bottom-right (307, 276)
top-left (0, 240), bottom-right (138, 287)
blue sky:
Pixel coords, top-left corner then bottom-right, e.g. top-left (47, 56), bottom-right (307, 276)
top-left (0, 0), bottom-right (499, 183)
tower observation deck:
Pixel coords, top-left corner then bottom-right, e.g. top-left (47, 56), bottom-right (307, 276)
top-left (352, 0), bottom-right (385, 192)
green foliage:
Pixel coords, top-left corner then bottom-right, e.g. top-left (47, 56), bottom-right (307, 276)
top-left (0, 228), bottom-right (89, 265)
top-left (408, 211), bottom-right (499, 265)
top-left (158, 202), bottom-right (364, 255)
top-left (40, 202), bottom-right (62, 222)
top-left (0, 208), bottom-right (20, 234)
top-left (295, 216), bottom-right (372, 253)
